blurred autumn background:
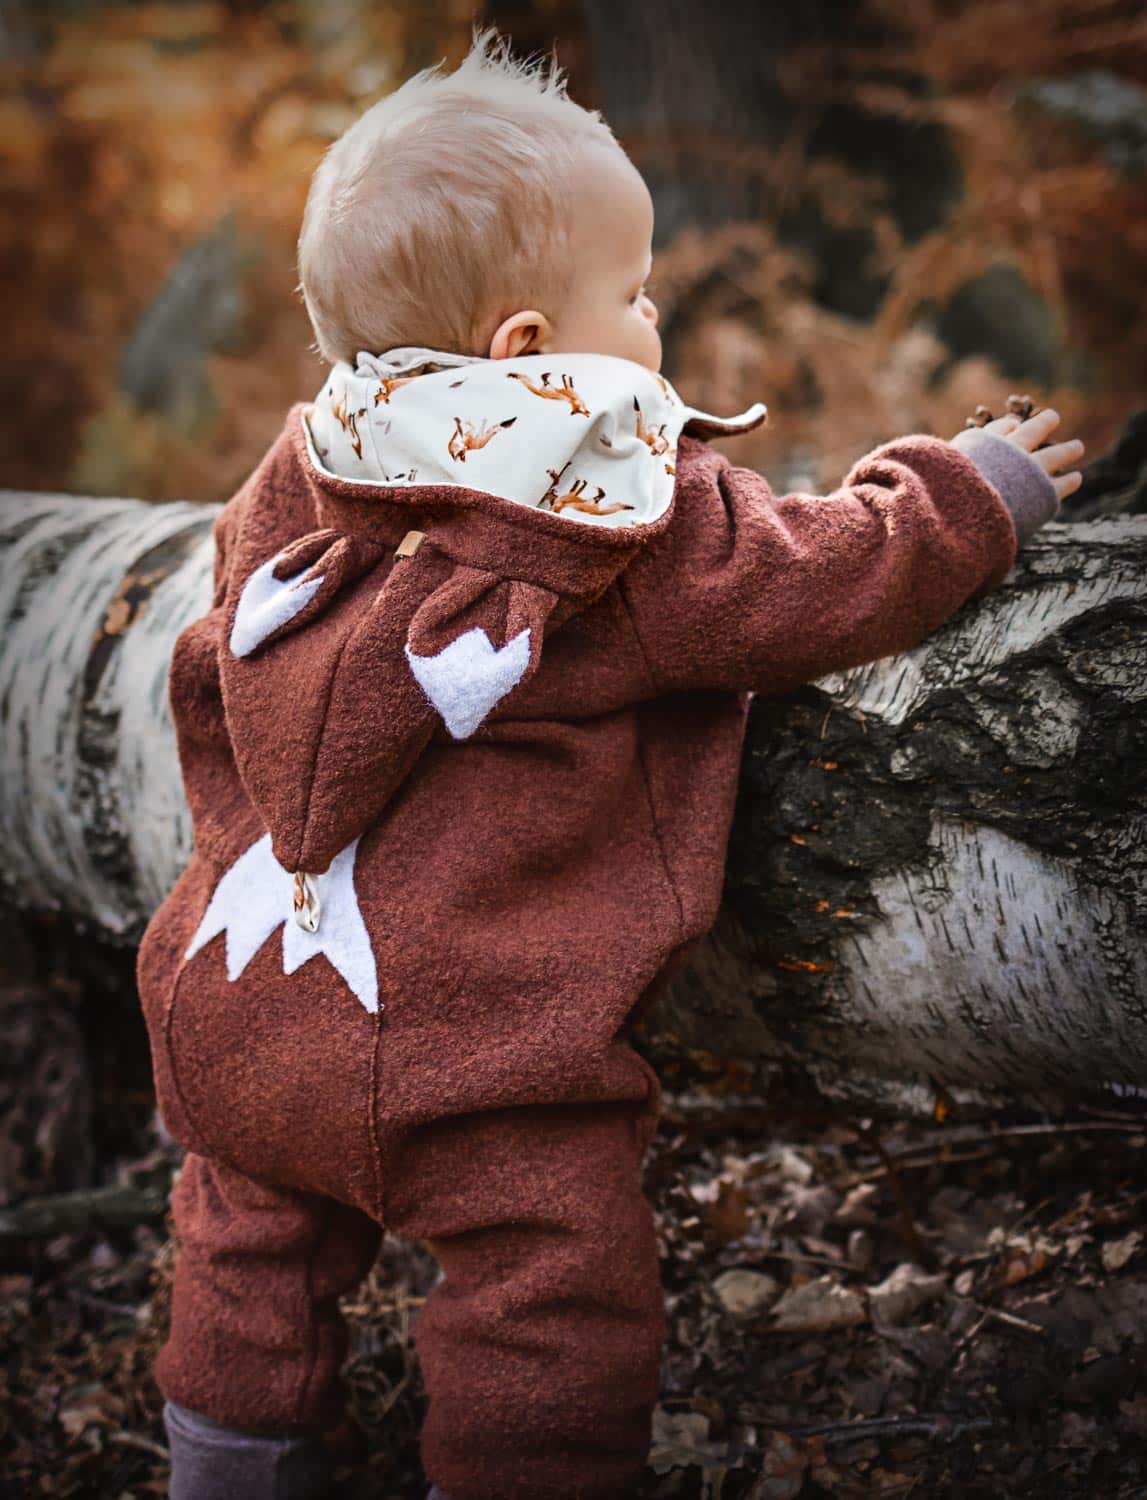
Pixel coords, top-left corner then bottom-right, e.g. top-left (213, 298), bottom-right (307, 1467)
top-left (3, 0), bottom-right (1146, 510)
top-left (4, 7), bottom-right (1147, 1497)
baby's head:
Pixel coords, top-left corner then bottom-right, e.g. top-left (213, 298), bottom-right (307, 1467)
top-left (297, 29), bottom-right (660, 373)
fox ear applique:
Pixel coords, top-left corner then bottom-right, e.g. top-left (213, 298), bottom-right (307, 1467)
top-left (403, 571), bottom-right (559, 740)
top-left (228, 530), bottom-right (387, 659)
top-left (229, 553), bottom-right (324, 657)
top-left (405, 627), bottom-right (532, 739)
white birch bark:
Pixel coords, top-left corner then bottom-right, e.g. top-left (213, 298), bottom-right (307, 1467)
top-left (1, 491), bottom-right (1144, 1114)
top-left (655, 516), bottom-right (1147, 1115)
top-left (0, 493), bottom-right (212, 932)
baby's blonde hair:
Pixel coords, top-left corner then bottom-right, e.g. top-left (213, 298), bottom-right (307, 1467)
top-left (297, 27), bottom-right (619, 365)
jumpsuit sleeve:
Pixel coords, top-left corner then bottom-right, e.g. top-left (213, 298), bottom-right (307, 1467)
top-left (188, 486), bottom-right (567, 878)
top-left (619, 432), bottom-right (1021, 699)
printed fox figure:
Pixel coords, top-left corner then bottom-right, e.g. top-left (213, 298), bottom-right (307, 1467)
top-left (540, 467), bottom-right (634, 517)
top-left (508, 370), bottom-right (590, 417)
top-left (634, 397), bottom-right (670, 456)
top-left (448, 415), bottom-right (518, 462)
top-left (654, 372), bottom-right (678, 405)
top-left (331, 388), bottom-right (367, 459)
top-left (373, 375), bottom-right (420, 406)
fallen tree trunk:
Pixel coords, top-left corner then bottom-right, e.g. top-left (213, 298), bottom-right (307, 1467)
top-left (0, 492), bottom-right (212, 930)
top-left (1, 489), bottom-right (1144, 1117)
top-left (651, 509), bottom-right (1147, 1116)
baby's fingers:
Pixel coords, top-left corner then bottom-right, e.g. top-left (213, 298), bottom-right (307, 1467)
top-left (1035, 437), bottom-right (1086, 474)
top-left (1053, 470), bottom-right (1082, 503)
top-left (983, 415), bottom-right (1022, 436)
top-left (1007, 406), bottom-right (1062, 451)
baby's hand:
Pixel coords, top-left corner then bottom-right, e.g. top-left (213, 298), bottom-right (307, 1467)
top-left (975, 407), bottom-right (1085, 505)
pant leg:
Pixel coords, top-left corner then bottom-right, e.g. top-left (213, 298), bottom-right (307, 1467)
top-left (162, 1399), bottom-right (333, 1500)
top-left (156, 1151), bottom-right (383, 1435)
top-left (385, 1093), bottom-right (667, 1500)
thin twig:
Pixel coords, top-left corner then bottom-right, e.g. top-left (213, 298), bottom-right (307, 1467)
top-left (739, 1412), bottom-right (996, 1443)
top-left (0, 1183), bottom-right (168, 1242)
top-left (108, 1431), bottom-right (170, 1461)
top-left (1002, 1196), bottom-right (1054, 1238)
top-left (68, 1290), bottom-right (140, 1321)
top-left (834, 1121), bottom-right (1146, 1188)
top-left (841, 1115), bottom-right (928, 1264)
top-left (979, 1303), bottom-right (1047, 1336)
top-left (918, 1297), bottom-right (1045, 1412)
top-left (757, 1248), bottom-right (851, 1271)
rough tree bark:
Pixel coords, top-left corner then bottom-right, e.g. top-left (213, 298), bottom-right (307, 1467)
top-left (0, 489), bottom-right (1144, 1118)
top-left (651, 514), bottom-right (1147, 1117)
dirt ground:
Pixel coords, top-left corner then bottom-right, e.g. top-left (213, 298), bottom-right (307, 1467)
top-left (2, 1055), bottom-right (1145, 1499)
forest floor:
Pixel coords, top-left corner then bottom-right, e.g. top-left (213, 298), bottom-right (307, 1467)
top-left (2, 1071), bottom-right (1145, 1499)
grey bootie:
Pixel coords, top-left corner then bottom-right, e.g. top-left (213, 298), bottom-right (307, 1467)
top-left (163, 1399), bottom-right (333, 1500)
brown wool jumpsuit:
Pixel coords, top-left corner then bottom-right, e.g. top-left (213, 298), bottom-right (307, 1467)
top-left (136, 404), bottom-right (1021, 1499)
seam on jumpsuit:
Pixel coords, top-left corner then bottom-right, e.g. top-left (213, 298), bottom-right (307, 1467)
top-left (367, 1005), bottom-right (387, 1224)
top-left (614, 581), bottom-right (688, 945)
top-left (290, 568), bottom-right (371, 871)
top-left (293, 1194), bottom-right (338, 1428)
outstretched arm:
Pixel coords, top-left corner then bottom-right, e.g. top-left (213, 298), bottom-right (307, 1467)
top-left (620, 416), bottom-right (1069, 700)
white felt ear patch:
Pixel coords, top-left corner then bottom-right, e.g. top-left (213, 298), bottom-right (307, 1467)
top-left (183, 832), bottom-right (379, 1013)
top-left (405, 626), bottom-right (531, 739)
top-left (229, 553), bottom-right (325, 658)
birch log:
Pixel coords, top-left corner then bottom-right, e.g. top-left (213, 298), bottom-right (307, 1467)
top-left (649, 513), bottom-right (1147, 1117)
top-left (1, 490), bottom-right (1144, 1117)
top-left (0, 493), bottom-right (212, 933)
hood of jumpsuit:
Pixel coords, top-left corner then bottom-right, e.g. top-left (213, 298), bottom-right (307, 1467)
top-left (182, 349), bottom-right (767, 1014)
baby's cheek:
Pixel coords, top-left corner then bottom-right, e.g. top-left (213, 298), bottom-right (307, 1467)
top-left (633, 317), bottom-right (662, 373)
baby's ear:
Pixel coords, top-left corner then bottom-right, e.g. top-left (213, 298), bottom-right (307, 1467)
top-left (488, 309), bottom-right (552, 360)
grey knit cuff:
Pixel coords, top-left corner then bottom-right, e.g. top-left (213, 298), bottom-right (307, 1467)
top-left (949, 426), bottom-right (1060, 547)
top-left (163, 1401), bottom-right (331, 1500)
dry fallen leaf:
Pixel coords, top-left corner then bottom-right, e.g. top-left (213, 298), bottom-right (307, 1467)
top-left (771, 1275), bottom-right (866, 1333)
top-left (714, 1268), bottom-right (781, 1318)
top-left (689, 1174), bottom-right (754, 1246)
top-left (775, 1148), bottom-right (815, 1185)
top-left (647, 1407), bottom-right (710, 1474)
top-left (999, 1232), bottom-right (1060, 1286)
top-left (748, 1428), bottom-right (809, 1500)
top-left (868, 1262), bottom-right (948, 1326)
top-left (847, 1228), bottom-right (875, 1270)
top-left (647, 1405), bottom-right (733, 1477)
top-left (834, 1182), bottom-right (881, 1228)
top-left (57, 1382), bottom-right (125, 1440)
top-left (1101, 1230), bottom-right (1143, 1273)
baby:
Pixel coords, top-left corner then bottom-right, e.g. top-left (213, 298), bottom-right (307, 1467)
top-left (136, 29), bottom-right (1083, 1500)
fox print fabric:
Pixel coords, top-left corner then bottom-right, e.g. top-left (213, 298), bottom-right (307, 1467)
top-left (304, 347), bottom-right (767, 528)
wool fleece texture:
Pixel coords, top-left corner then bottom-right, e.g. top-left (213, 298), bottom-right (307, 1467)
top-left (136, 352), bottom-right (1032, 1500)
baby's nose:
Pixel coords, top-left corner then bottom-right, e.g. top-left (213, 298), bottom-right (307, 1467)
top-left (642, 294), bottom-right (659, 326)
